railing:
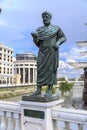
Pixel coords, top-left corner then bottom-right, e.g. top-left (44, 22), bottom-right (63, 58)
top-left (0, 101), bottom-right (21, 130)
top-left (52, 108), bottom-right (87, 130)
top-left (0, 100), bottom-right (87, 130)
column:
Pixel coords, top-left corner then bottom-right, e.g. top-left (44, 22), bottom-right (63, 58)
top-left (34, 68), bottom-right (37, 83)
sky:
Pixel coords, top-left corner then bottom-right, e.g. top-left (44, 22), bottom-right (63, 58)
top-left (0, 0), bottom-right (87, 78)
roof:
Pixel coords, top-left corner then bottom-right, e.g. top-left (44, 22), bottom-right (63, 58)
top-left (77, 41), bottom-right (87, 47)
top-left (16, 51), bottom-right (36, 57)
top-left (68, 62), bottom-right (87, 69)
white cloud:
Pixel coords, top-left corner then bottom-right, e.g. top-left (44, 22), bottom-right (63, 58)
top-left (59, 47), bottom-right (86, 78)
top-left (66, 59), bottom-right (76, 63)
top-left (58, 60), bottom-right (84, 79)
top-left (59, 60), bottom-right (72, 69)
top-left (60, 47), bottom-right (87, 61)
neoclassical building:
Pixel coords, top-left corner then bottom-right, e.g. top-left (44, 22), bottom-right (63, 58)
top-left (14, 52), bottom-right (37, 84)
top-left (0, 43), bottom-right (14, 84)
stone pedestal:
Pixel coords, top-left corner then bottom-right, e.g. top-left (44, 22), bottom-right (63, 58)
top-left (20, 99), bottom-right (64, 130)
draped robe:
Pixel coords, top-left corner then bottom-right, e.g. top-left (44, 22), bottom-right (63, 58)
top-left (33, 24), bottom-right (66, 86)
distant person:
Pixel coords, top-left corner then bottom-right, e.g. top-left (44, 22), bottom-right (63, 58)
top-left (31, 11), bottom-right (66, 96)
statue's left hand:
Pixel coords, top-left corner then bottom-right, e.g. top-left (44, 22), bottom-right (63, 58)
top-left (31, 32), bottom-right (37, 38)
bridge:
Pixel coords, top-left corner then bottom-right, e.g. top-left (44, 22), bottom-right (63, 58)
top-left (0, 81), bottom-right (86, 130)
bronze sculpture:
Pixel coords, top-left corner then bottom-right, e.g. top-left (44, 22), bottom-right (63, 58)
top-left (31, 11), bottom-right (66, 97)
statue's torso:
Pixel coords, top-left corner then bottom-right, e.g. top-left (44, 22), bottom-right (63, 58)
top-left (36, 24), bottom-right (59, 50)
top-left (39, 35), bottom-right (58, 50)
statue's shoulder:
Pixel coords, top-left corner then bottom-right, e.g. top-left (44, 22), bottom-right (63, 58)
top-left (36, 26), bottom-right (44, 32)
top-left (52, 25), bottom-right (60, 30)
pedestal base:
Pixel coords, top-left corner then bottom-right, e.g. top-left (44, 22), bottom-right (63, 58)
top-left (20, 99), bottom-right (64, 130)
top-left (22, 94), bottom-right (59, 102)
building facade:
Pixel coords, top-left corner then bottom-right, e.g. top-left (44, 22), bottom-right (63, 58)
top-left (14, 52), bottom-right (37, 84)
top-left (0, 43), bottom-right (14, 84)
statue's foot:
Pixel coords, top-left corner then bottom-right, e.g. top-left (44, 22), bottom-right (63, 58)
top-left (44, 90), bottom-right (52, 97)
top-left (29, 91), bottom-right (41, 96)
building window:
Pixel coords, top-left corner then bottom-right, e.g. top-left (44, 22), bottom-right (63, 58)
top-left (4, 55), bottom-right (6, 61)
top-left (30, 64), bottom-right (33, 66)
top-left (11, 56), bottom-right (13, 62)
top-left (7, 77), bottom-right (9, 84)
top-left (10, 77), bottom-right (12, 84)
top-left (30, 68), bottom-right (33, 83)
top-left (17, 68), bottom-right (19, 74)
top-left (4, 49), bottom-right (6, 52)
top-left (25, 68), bottom-right (28, 83)
top-left (20, 68), bottom-right (23, 83)
top-left (3, 67), bottom-right (6, 74)
top-left (7, 68), bottom-right (9, 74)
top-left (25, 64), bottom-right (29, 66)
top-left (20, 64), bottom-right (23, 66)
top-left (10, 69), bottom-right (12, 74)
top-left (7, 56), bottom-right (9, 61)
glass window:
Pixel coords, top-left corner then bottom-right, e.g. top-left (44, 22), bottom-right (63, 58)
top-left (30, 68), bottom-right (33, 83)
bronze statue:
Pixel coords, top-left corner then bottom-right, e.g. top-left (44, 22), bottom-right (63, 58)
top-left (31, 11), bottom-right (66, 97)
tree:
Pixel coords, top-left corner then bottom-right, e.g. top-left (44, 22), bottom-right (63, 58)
top-left (57, 77), bottom-right (66, 81)
top-left (59, 81), bottom-right (74, 96)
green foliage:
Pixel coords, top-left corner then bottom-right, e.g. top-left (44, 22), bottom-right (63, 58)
top-left (42, 86), bottom-right (55, 94)
top-left (57, 77), bottom-right (66, 81)
top-left (52, 87), bottom-right (56, 94)
top-left (59, 81), bottom-right (74, 96)
top-left (46, 86), bottom-right (55, 94)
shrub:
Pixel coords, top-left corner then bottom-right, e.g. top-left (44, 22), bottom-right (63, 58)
top-left (59, 81), bottom-right (74, 96)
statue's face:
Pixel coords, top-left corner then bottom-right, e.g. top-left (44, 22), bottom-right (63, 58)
top-left (42, 14), bottom-right (51, 26)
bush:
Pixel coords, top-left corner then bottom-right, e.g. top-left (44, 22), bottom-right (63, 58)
top-left (59, 81), bottom-right (74, 96)
top-left (42, 86), bottom-right (55, 94)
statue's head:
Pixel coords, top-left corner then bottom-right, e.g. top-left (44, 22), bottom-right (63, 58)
top-left (42, 11), bottom-right (52, 19)
top-left (42, 11), bottom-right (52, 26)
